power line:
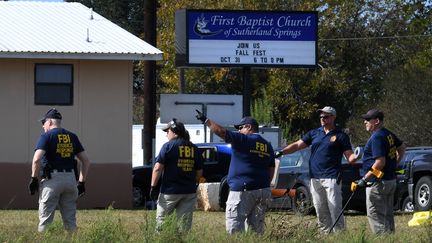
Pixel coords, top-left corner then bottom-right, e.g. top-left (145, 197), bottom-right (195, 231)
top-left (320, 34), bottom-right (432, 41)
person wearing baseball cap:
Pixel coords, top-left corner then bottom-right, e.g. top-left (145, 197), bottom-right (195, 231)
top-left (29, 108), bottom-right (91, 232)
top-left (195, 110), bottom-right (275, 235)
top-left (358, 109), bottom-right (406, 234)
top-left (150, 118), bottom-right (203, 232)
top-left (233, 116), bottom-right (259, 130)
top-left (39, 108), bottom-right (63, 124)
top-left (318, 106), bottom-right (337, 116)
top-left (274, 105), bottom-right (358, 233)
top-left (360, 109), bottom-right (384, 121)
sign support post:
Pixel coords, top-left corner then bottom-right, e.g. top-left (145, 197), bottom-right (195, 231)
top-left (243, 67), bottom-right (251, 117)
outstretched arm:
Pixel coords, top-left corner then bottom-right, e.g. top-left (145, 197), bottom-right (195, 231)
top-left (205, 119), bottom-right (227, 140)
top-left (280, 139), bottom-right (308, 155)
top-left (196, 109), bottom-right (227, 140)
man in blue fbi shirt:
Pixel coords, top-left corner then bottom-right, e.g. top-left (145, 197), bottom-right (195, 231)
top-left (275, 106), bottom-right (358, 233)
top-left (29, 108), bottom-right (90, 232)
top-left (358, 109), bottom-right (405, 234)
top-left (196, 110), bottom-right (275, 234)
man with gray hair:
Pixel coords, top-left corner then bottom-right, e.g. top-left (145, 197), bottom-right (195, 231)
top-left (275, 106), bottom-right (358, 233)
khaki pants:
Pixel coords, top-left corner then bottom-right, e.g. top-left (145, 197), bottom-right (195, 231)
top-left (366, 179), bottom-right (396, 234)
top-left (38, 171), bottom-right (78, 232)
top-left (225, 188), bottom-right (271, 234)
top-left (310, 178), bottom-right (344, 233)
top-left (156, 193), bottom-right (197, 232)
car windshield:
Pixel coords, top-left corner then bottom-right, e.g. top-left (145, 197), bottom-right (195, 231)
top-left (279, 152), bottom-right (302, 167)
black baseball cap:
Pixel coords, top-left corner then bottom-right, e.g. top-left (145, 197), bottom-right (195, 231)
top-left (234, 117), bottom-right (259, 129)
top-left (361, 109), bottom-right (384, 121)
top-left (39, 108), bottom-right (62, 123)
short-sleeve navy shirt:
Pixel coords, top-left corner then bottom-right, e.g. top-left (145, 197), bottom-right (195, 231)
top-left (35, 128), bottom-right (84, 170)
top-left (156, 138), bottom-right (203, 194)
top-left (225, 131), bottom-right (275, 191)
top-left (302, 127), bottom-right (352, 179)
top-left (361, 128), bottom-right (402, 181)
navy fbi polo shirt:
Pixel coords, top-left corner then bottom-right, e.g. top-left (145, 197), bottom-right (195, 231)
top-left (302, 127), bottom-right (352, 179)
top-left (361, 127), bottom-right (402, 181)
top-left (35, 128), bottom-right (84, 170)
top-left (156, 138), bottom-right (203, 194)
top-left (225, 131), bottom-right (275, 191)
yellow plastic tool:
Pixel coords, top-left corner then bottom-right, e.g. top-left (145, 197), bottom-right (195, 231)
top-left (395, 169), bottom-right (405, 175)
top-left (408, 211), bottom-right (432, 227)
top-left (370, 167), bottom-right (384, 178)
top-left (350, 181), bottom-right (357, 192)
top-left (351, 167), bottom-right (384, 192)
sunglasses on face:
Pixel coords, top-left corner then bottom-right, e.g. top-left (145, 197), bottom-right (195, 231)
top-left (320, 115), bottom-right (331, 120)
top-left (238, 125), bottom-right (249, 130)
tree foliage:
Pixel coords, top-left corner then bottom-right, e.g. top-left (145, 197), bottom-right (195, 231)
top-left (266, 0), bottom-right (432, 143)
top-left (70, 0), bottom-right (432, 145)
top-left (347, 47), bottom-right (432, 146)
top-left (251, 89), bottom-right (273, 126)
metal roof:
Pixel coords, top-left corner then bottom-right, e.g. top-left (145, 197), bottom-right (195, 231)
top-left (0, 1), bottom-right (163, 60)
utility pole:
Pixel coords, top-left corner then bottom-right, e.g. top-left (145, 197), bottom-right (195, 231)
top-left (143, 0), bottom-right (157, 165)
top-left (242, 67), bottom-right (251, 117)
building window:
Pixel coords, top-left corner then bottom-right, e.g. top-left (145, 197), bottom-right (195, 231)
top-left (35, 64), bottom-right (73, 105)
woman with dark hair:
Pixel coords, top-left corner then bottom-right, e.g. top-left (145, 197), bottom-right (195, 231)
top-left (150, 118), bottom-right (203, 232)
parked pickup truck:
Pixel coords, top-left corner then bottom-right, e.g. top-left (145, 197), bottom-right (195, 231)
top-left (406, 147), bottom-right (432, 211)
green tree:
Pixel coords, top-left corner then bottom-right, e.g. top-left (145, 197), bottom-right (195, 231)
top-left (347, 48), bottom-right (432, 146)
top-left (251, 89), bottom-right (273, 126)
top-left (267, 0), bottom-right (432, 141)
top-left (69, 0), bottom-right (432, 145)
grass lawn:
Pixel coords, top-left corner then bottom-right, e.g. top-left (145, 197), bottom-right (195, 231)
top-left (1, 209), bottom-right (432, 242)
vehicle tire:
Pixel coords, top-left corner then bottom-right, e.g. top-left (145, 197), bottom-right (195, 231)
top-left (292, 186), bottom-right (313, 215)
top-left (414, 176), bottom-right (432, 211)
top-left (219, 177), bottom-right (229, 210)
top-left (401, 196), bottom-right (414, 213)
top-left (132, 186), bottom-right (144, 208)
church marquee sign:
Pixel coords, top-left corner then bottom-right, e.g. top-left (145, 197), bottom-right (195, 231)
top-left (175, 9), bottom-right (318, 68)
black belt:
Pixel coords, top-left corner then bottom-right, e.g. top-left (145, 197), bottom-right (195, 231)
top-left (52, 168), bottom-right (73, 173)
top-left (231, 186), bottom-right (267, 191)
